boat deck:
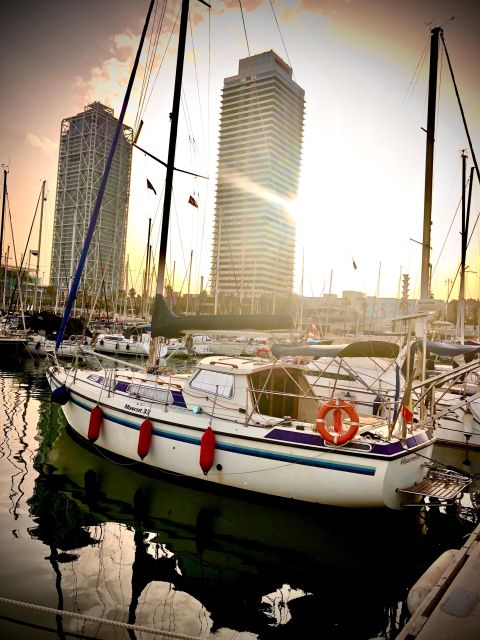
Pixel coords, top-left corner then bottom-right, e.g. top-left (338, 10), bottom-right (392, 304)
top-left (397, 468), bottom-right (472, 504)
top-left (396, 523), bottom-right (480, 639)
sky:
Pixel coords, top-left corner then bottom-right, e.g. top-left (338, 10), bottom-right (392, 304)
top-left (1, 0), bottom-right (479, 302)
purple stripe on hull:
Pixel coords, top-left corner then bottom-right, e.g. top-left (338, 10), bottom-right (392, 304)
top-left (265, 426), bottom-right (433, 456)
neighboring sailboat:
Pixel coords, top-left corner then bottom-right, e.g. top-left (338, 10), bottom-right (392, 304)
top-left (413, 27), bottom-right (480, 450)
top-left (47, 0), bottom-right (439, 510)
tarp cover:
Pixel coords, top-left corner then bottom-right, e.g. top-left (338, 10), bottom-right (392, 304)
top-left (423, 340), bottom-right (480, 358)
top-left (271, 340), bottom-right (399, 359)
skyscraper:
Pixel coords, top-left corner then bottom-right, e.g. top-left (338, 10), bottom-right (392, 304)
top-left (211, 50), bottom-right (304, 310)
top-left (50, 102), bottom-right (132, 308)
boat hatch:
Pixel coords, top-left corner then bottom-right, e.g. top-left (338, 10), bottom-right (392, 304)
top-left (397, 469), bottom-right (472, 505)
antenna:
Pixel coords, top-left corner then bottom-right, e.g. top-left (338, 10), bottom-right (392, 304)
top-left (440, 16), bottom-right (455, 28)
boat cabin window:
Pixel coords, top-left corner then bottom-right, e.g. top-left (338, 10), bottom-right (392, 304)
top-left (249, 368), bottom-right (302, 419)
top-left (87, 374), bottom-right (104, 384)
top-left (189, 369), bottom-right (234, 399)
top-left (127, 383), bottom-right (172, 404)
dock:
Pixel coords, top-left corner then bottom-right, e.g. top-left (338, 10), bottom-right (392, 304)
top-left (396, 522), bottom-right (480, 639)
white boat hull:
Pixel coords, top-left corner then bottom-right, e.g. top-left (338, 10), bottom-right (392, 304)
top-left (48, 367), bottom-right (434, 510)
top-left (93, 337), bottom-right (167, 359)
top-left (432, 398), bottom-right (480, 449)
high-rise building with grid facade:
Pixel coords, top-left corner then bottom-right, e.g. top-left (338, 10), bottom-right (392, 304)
top-left (211, 51), bottom-right (304, 309)
top-left (50, 102), bottom-right (132, 306)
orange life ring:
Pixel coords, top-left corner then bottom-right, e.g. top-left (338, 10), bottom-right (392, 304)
top-left (256, 346), bottom-right (270, 357)
top-left (315, 399), bottom-right (359, 445)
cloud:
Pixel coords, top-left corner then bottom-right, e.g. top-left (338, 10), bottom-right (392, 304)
top-left (73, 30), bottom-right (138, 107)
top-left (213, 0), bottom-right (346, 20)
top-left (25, 133), bottom-right (58, 155)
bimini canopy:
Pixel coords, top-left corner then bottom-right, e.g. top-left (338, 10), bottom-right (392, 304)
top-left (271, 340), bottom-right (399, 360)
top-left (423, 340), bottom-right (480, 358)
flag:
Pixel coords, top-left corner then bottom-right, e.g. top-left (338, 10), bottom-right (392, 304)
top-left (146, 179), bottom-right (156, 195)
top-left (401, 377), bottom-right (414, 424)
top-left (352, 257), bottom-right (357, 270)
top-left (309, 323), bottom-right (318, 337)
top-left (30, 250), bottom-right (39, 257)
top-left (188, 195), bottom-right (198, 208)
top-left (402, 402), bottom-right (413, 424)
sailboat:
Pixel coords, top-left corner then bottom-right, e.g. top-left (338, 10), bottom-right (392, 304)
top-left (47, 0), bottom-right (437, 510)
top-left (411, 26), bottom-right (480, 451)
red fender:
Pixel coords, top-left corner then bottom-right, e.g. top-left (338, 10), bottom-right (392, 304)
top-left (88, 405), bottom-right (103, 443)
top-left (200, 426), bottom-right (216, 475)
top-left (137, 419), bottom-right (153, 459)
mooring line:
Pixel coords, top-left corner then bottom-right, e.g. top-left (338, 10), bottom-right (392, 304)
top-left (0, 596), bottom-right (202, 639)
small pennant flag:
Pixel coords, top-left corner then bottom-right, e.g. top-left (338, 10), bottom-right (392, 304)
top-left (352, 257), bottom-right (357, 270)
top-left (188, 195), bottom-right (198, 208)
top-left (30, 250), bottom-right (39, 257)
top-left (146, 179), bottom-right (157, 195)
top-left (402, 402), bottom-right (413, 424)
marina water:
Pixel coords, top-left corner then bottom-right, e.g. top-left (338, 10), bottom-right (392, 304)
top-left (1, 356), bottom-right (479, 639)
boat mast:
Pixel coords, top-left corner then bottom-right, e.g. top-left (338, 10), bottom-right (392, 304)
top-left (186, 249), bottom-right (193, 315)
top-left (420, 26), bottom-right (442, 301)
top-left (0, 167), bottom-right (7, 310)
top-left (154, 0), bottom-right (191, 298)
top-left (213, 209), bottom-right (221, 315)
top-left (457, 154), bottom-right (474, 345)
top-left (33, 180), bottom-right (46, 311)
top-left (147, 0), bottom-right (212, 368)
top-left (142, 217), bottom-right (152, 317)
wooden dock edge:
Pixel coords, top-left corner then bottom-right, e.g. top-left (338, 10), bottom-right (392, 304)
top-left (396, 523), bottom-right (480, 639)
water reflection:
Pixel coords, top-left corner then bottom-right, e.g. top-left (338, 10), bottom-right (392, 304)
top-left (30, 404), bottom-right (474, 638)
top-left (1, 359), bottom-right (478, 639)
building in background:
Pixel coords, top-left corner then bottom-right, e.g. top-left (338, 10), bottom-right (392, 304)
top-left (211, 51), bottom-right (305, 313)
top-left (50, 102), bottom-right (132, 310)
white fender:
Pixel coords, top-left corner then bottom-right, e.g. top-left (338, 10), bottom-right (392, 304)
top-left (407, 549), bottom-right (458, 614)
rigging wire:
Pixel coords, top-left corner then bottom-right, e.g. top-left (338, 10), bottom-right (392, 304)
top-left (200, 3), bottom-right (211, 306)
top-left (269, 0), bottom-right (293, 70)
top-left (401, 34), bottom-right (429, 109)
top-left (188, 11), bottom-right (207, 163)
top-left (134, 0), bottom-right (160, 133)
top-left (441, 30), bottom-right (480, 185)
top-left (238, 0), bottom-right (251, 56)
top-left (134, 0), bottom-right (168, 135)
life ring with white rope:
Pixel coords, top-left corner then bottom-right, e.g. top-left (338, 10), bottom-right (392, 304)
top-left (315, 399), bottom-right (359, 446)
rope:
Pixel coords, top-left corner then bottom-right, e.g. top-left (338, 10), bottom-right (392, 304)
top-left (0, 596), bottom-right (202, 639)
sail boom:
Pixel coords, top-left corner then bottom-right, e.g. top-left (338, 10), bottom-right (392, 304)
top-left (150, 294), bottom-right (293, 339)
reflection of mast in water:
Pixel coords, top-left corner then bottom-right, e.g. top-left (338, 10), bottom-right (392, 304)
top-left (127, 525), bottom-right (177, 638)
top-left (1, 364), bottom-right (35, 523)
top-left (28, 401), bottom-right (101, 636)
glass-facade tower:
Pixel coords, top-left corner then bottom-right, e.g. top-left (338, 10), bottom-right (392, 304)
top-left (211, 51), bottom-right (304, 310)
